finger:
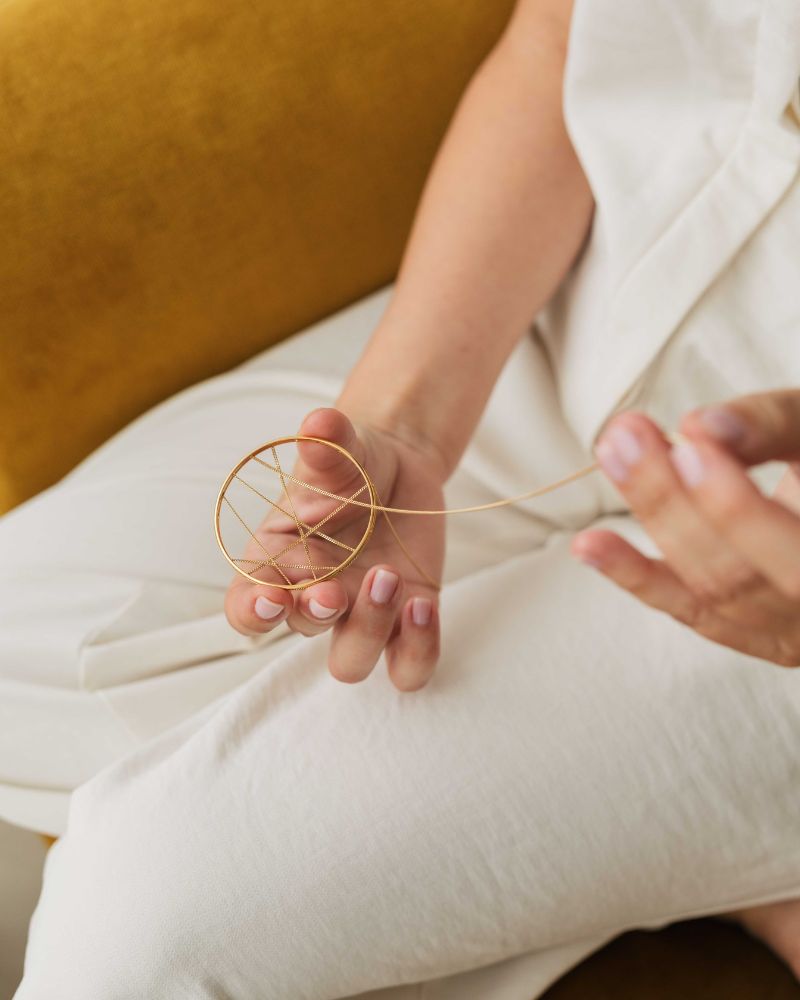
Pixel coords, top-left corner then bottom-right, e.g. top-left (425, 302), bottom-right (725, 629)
top-left (384, 595), bottom-right (440, 692)
top-left (595, 411), bottom-right (760, 601)
top-left (571, 529), bottom-right (704, 621)
top-left (571, 530), bottom-right (798, 665)
top-left (680, 388), bottom-right (800, 467)
top-left (774, 465), bottom-right (800, 515)
top-left (286, 578), bottom-right (349, 637)
top-left (670, 434), bottom-right (800, 602)
top-left (295, 407), bottom-right (368, 494)
top-left (224, 578), bottom-right (293, 636)
top-left (327, 564), bottom-right (403, 683)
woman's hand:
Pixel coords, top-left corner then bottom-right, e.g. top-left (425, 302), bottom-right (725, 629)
top-left (224, 406), bottom-right (446, 691)
top-left (571, 389), bottom-right (800, 667)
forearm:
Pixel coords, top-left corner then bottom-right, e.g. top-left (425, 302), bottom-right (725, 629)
top-left (336, 1), bottom-right (593, 479)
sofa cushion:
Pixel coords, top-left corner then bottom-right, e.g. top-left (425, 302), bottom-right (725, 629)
top-left (0, 0), bottom-right (512, 512)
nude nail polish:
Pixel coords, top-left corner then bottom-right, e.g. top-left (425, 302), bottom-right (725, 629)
top-left (255, 595), bottom-right (284, 620)
top-left (696, 407), bottom-right (747, 445)
top-left (671, 441), bottom-right (706, 488)
top-left (309, 598), bottom-right (337, 619)
top-left (607, 425), bottom-right (644, 466)
top-left (370, 569), bottom-right (398, 604)
top-left (596, 439), bottom-right (630, 482)
top-left (411, 597), bottom-right (432, 626)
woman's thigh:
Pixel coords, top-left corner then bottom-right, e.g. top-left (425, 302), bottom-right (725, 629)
top-left (15, 516), bottom-right (800, 1000)
top-left (0, 285), bottom-right (582, 834)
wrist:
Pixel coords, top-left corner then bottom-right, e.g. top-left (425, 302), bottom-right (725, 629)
top-left (335, 371), bottom-right (457, 484)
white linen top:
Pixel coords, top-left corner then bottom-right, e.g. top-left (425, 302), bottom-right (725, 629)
top-left (540, 0), bottom-right (800, 449)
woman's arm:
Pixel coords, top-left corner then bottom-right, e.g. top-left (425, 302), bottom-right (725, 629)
top-left (337, 0), bottom-right (593, 479)
top-left (224, 0), bottom-right (593, 688)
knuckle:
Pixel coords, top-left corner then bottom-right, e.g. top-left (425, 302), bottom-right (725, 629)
top-left (707, 483), bottom-right (752, 524)
top-left (358, 613), bottom-right (394, 642)
top-left (690, 566), bottom-right (759, 606)
top-left (671, 596), bottom-right (713, 630)
top-left (623, 564), bottom-right (657, 600)
top-left (686, 577), bottom-right (720, 604)
top-left (630, 474), bottom-right (676, 523)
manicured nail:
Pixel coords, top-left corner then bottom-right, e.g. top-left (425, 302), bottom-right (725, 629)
top-left (695, 407), bottom-right (747, 445)
top-left (671, 441), bottom-right (706, 488)
top-left (607, 424), bottom-right (644, 465)
top-left (596, 439), bottom-right (630, 483)
top-left (255, 595), bottom-right (284, 620)
top-left (411, 597), bottom-right (432, 626)
top-left (596, 424), bottom-right (644, 482)
top-left (370, 568), bottom-right (398, 604)
top-left (309, 598), bottom-right (337, 619)
top-left (575, 552), bottom-right (604, 570)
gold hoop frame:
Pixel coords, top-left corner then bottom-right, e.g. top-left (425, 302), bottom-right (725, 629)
top-left (214, 435), bottom-right (378, 590)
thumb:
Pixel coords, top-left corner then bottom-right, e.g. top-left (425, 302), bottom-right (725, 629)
top-left (680, 388), bottom-right (800, 467)
top-left (295, 407), bottom-right (368, 487)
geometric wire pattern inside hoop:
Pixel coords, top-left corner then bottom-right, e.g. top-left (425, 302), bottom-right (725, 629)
top-left (215, 436), bottom-right (380, 590)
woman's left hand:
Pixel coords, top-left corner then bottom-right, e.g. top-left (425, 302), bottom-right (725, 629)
top-left (571, 389), bottom-right (800, 667)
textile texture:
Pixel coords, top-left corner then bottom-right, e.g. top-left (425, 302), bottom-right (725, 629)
top-left (0, 0), bottom-right (513, 512)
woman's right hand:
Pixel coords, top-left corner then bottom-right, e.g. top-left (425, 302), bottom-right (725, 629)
top-left (224, 406), bottom-right (448, 691)
top-left (573, 389), bottom-right (800, 667)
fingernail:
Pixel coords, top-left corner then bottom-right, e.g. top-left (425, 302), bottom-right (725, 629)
top-left (695, 407), bottom-right (747, 445)
top-left (574, 552), bottom-right (604, 570)
top-left (608, 424), bottom-right (644, 465)
top-left (309, 597), bottom-right (337, 619)
top-left (370, 568), bottom-right (398, 604)
top-left (596, 440), bottom-right (630, 483)
top-left (411, 597), bottom-right (432, 626)
top-left (671, 441), bottom-right (706, 488)
top-left (596, 424), bottom-right (644, 482)
top-left (255, 595), bottom-right (284, 620)
top-left (595, 425), bottom-right (644, 483)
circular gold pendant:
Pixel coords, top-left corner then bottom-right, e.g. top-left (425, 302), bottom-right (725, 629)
top-left (214, 435), bottom-right (378, 590)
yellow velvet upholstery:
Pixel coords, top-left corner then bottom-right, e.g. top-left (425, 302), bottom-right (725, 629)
top-left (0, 0), bottom-right (513, 513)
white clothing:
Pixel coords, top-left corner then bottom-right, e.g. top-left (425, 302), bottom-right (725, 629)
top-left (4, 0), bottom-right (800, 997)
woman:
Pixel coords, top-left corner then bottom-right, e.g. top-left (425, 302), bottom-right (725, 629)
top-left (5, 0), bottom-right (800, 996)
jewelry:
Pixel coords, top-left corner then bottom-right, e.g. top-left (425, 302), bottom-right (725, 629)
top-left (214, 434), bottom-right (608, 591)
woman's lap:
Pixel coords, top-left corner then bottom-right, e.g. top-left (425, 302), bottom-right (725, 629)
top-left (4, 288), bottom-right (800, 999)
top-left (14, 520), bottom-right (800, 999)
top-left (0, 286), bottom-right (592, 831)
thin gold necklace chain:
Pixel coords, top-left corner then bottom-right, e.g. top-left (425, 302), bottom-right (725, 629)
top-left (233, 431), bottom-right (684, 591)
top-left (250, 456), bottom-right (603, 593)
top-left (254, 454), bottom-right (602, 517)
top-left (255, 428), bottom-right (687, 517)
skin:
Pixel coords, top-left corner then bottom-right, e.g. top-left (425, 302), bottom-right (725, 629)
top-left (222, 0), bottom-right (799, 972)
top-left (223, 0), bottom-right (595, 690)
top-left (573, 388), bottom-right (800, 976)
top-left (572, 389), bottom-right (800, 668)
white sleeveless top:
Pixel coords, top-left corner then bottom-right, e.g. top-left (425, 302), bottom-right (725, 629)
top-left (539, 0), bottom-right (800, 450)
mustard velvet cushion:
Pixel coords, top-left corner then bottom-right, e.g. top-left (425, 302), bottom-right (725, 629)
top-left (0, 0), bottom-right (513, 513)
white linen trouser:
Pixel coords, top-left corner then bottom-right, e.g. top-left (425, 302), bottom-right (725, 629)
top-left (4, 288), bottom-right (800, 1000)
